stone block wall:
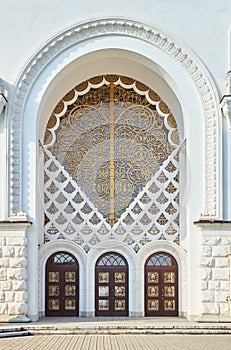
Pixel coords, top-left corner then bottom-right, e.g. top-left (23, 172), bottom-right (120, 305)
top-left (0, 222), bottom-right (31, 322)
top-left (199, 226), bottom-right (231, 320)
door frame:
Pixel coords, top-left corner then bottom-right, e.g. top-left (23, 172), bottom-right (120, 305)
top-left (45, 251), bottom-right (79, 316)
top-left (95, 252), bottom-right (129, 317)
top-left (145, 252), bottom-right (178, 317)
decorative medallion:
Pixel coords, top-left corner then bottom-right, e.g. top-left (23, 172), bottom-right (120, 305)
top-left (97, 223), bottom-right (109, 235)
top-left (114, 223), bottom-right (126, 235)
top-left (131, 223), bottom-right (143, 236)
top-left (64, 223), bottom-right (75, 235)
top-left (81, 223), bottom-right (92, 235)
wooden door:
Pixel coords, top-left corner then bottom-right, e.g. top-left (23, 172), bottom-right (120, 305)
top-left (95, 253), bottom-right (128, 316)
top-left (145, 252), bottom-right (178, 316)
top-left (46, 252), bottom-right (79, 316)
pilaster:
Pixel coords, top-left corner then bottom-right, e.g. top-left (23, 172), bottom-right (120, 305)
top-left (221, 94), bottom-right (231, 220)
top-left (0, 218), bottom-right (32, 322)
top-left (195, 220), bottom-right (231, 322)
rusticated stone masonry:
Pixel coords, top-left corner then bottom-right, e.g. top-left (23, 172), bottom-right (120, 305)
top-left (0, 222), bottom-right (31, 322)
top-left (200, 234), bottom-right (231, 317)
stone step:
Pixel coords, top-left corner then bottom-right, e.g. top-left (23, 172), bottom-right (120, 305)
top-left (0, 328), bottom-right (31, 338)
top-left (25, 325), bottom-right (231, 335)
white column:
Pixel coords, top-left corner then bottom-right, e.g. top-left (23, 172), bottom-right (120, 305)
top-left (0, 92), bottom-right (7, 220)
top-left (221, 97), bottom-right (231, 220)
top-left (229, 254), bottom-right (231, 316)
top-left (220, 29), bottom-right (231, 219)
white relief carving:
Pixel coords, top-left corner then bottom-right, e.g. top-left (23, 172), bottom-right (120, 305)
top-left (7, 18), bottom-right (220, 218)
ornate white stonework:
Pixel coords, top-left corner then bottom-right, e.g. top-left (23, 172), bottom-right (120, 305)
top-left (8, 18), bottom-right (221, 219)
top-left (43, 75), bottom-right (181, 251)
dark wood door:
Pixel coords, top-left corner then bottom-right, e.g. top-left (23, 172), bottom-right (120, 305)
top-left (46, 252), bottom-right (79, 316)
top-left (145, 252), bottom-right (178, 316)
top-left (95, 253), bottom-right (128, 316)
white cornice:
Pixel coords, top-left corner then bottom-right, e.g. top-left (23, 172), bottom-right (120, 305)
top-left (8, 18), bottom-right (221, 218)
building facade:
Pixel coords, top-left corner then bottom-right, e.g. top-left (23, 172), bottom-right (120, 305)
top-left (0, 1), bottom-right (231, 322)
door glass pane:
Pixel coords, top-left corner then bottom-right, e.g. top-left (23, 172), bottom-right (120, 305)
top-left (65, 271), bottom-right (76, 282)
top-left (148, 300), bottom-right (159, 311)
top-left (49, 285), bottom-right (59, 296)
top-left (115, 286), bottom-right (125, 297)
top-left (65, 299), bottom-right (76, 310)
top-left (98, 272), bottom-right (109, 283)
top-left (114, 300), bottom-right (126, 311)
top-left (99, 286), bottom-right (109, 297)
top-left (65, 285), bottom-right (76, 296)
top-left (164, 272), bottom-right (175, 283)
top-left (147, 272), bottom-right (158, 283)
top-left (164, 300), bottom-right (175, 311)
top-left (114, 272), bottom-right (125, 283)
top-left (99, 300), bottom-right (109, 311)
top-left (48, 299), bottom-right (59, 310)
top-left (163, 286), bottom-right (175, 297)
top-left (148, 286), bottom-right (159, 297)
top-left (49, 272), bottom-right (59, 282)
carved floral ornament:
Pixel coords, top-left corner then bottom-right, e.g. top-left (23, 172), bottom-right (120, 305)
top-left (43, 75), bottom-right (181, 251)
top-left (9, 18), bottom-right (220, 218)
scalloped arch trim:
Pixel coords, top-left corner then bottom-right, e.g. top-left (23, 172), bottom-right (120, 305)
top-left (9, 18), bottom-right (220, 218)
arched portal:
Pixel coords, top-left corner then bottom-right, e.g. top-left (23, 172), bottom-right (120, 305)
top-left (145, 252), bottom-right (178, 316)
top-left (8, 18), bottom-right (222, 321)
top-left (95, 252), bottom-right (129, 316)
top-left (45, 251), bottom-right (79, 316)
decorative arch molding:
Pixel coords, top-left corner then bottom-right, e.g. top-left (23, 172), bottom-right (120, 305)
top-left (88, 240), bottom-right (136, 267)
top-left (137, 240), bottom-right (187, 265)
top-left (38, 240), bottom-right (86, 316)
top-left (137, 240), bottom-right (187, 316)
top-left (8, 17), bottom-right (221, 218)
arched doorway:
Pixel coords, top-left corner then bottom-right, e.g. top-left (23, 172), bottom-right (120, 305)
top-left (45, 251), bottom-right (79, 316)
top-left (95, 252), bottom-right (129, 316)
top-left (145, 252), bottom-right (178, 316)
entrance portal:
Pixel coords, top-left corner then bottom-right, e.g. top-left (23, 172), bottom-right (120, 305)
top-left (145, 252), bottom-right (178, 316)
top-left (95, 252), bottom-right (129, 316)
top-left (46, 252), bottom-right (79, 316)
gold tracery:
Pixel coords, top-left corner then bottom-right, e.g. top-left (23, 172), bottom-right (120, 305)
top-left (44, 75), bottom-right (179, 228)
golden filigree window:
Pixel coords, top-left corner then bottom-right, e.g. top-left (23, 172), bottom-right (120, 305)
top-left (43, 75), bottom-right (180, 247)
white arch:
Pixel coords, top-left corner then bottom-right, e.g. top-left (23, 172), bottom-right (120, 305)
top-left (8, 17), bottom-right (222, 220)
top-left (38, 240), bottom-right (86, 317)
top-left (137, 241), bottom-right (187, 317)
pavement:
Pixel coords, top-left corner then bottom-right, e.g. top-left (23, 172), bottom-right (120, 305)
top-left (1, 334), bottom-right (231, 350)
top-left (1, 318), bottom-right (231, 349)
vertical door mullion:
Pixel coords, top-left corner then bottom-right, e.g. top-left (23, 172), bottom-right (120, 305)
top-left (110, 270), bottom-right (114, 314)
top-left (160, 269), bottom-right (163, 316)
top-left (60, 270), bottom-right (64, 315)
